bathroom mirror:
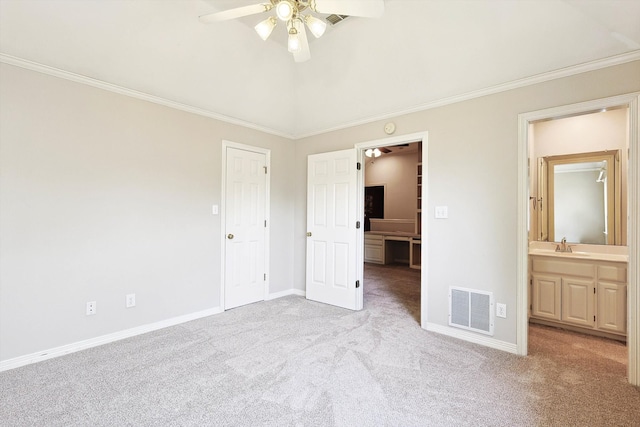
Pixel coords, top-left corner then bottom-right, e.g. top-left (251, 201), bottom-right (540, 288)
top-left (538, 150), bottom-right (621, 245)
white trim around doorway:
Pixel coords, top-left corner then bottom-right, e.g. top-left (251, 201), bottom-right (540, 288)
top-left (355, 131), bottom-right (429, 328)
top-left (517, 92), bottom-right (640, 386)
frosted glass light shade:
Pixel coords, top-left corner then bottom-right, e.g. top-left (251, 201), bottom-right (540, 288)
top-left (304, 15), bottom-right (326, 38)
top-left (288, 29), bottom-right (301, 52)
top-left (255, 17), bottom-right (277, 40)
top-left (276, 1), bottom-right (294, 21)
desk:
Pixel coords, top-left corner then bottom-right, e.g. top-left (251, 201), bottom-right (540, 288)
top-left (365, 232), bottom-right (421, 269)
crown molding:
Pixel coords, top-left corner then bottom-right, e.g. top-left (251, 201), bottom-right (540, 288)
top-left (2, 50), bottom-right (639, 140)
top-left (293, 50), bottom-right (640, 139)
top-left (0, 53), bottom-right (294, 139)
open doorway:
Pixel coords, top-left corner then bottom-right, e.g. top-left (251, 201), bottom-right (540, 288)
top-left (363, 142), bottom-right (422, 322)
top-left (356, 131), bottom-right (429, 327)
top-left (517, 93), bottom-right (640, 386)
top-left (527, 107), bottom-right (629, 367)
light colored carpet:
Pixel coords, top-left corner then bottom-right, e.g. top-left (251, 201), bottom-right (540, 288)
top-left (1, 263), bottom-right (639, 426)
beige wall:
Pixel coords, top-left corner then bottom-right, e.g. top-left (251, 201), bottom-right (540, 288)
top-left (530, 108), bottom-right (628, 243)
top-left (2, 59), bottom-right (639, 363)
top-left (364, 150), bottom-right (419, 220)
top-left (0, 63), bottom-right (295, 361)
top-left (293, 60), bottom-right (640, 345)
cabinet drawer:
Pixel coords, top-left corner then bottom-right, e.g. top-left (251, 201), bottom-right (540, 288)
top-left (364, 235), bottom-right (383, 246)
top-left (531, 257), bottom-right (594, 278)
top-left (598, 265), bottom-right (627, 283)
top-left (364, 245), bottom-right (384, 264)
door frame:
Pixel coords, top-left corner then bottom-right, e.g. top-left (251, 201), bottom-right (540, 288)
top-left (220, 140), bottom-right (271, 311)
top-left (516, 93), bottom-right (640, 386)
top-left (355, 131), bottom-right (429, 327)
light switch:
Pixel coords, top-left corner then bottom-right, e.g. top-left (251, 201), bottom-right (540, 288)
top-left (212, 205), bottom-right (219, 215)
top-left (435, 206), bottom-right (448, 219)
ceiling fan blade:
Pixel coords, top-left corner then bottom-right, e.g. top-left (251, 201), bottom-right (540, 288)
top-left (312, 0), bottom-right (384, 18)
top-left (294, 20), bottom-right (311, 63)
top-left (379, 147), bottom-right (392, 153)
top-left (199, 3), bottom-right (272, 23)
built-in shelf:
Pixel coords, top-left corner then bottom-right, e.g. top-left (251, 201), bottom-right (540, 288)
top-left (413, 146), bottom-right (422, 268)
top-left (416, 160), bottom-right (422, 236)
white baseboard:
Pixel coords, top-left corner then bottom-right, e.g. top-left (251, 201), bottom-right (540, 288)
top-left (266, 288), bottom-right (306, 300)
top-left (425, 322), bottom-right (518, 354)
top-left (0, 307), bottom-right (223, 372)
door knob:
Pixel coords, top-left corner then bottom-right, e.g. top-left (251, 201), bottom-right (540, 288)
top-left (306, 232), bottom-right (312, 237)
top-left (227, 234), bottom-right (234, 239)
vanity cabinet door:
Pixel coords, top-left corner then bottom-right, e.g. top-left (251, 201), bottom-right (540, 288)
top-left (561, 278), bottom-right (595, 328)
top-left (532, 274), bottom-right (561, 321)
top-left (596, 282), bottom-right (627, 334)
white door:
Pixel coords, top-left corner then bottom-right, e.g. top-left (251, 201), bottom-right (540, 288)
top-left (306, 149), bottom-right (362, 310)
top-left (224, 146), bottom-right (267, 309)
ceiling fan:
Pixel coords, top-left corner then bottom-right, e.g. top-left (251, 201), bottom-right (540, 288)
top-left (199, 0), bottom-right (385, 62)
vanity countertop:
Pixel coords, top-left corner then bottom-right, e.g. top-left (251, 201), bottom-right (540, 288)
top-left (528, 249), bottom-right (628, 263)
top-left (528, 242), bottom-right (628, 263)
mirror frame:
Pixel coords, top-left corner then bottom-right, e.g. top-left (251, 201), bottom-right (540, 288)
top-left (539, 150), bottom-right (621, 245)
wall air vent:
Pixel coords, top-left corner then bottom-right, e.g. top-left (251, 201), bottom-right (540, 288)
top-left (449, 287), bottom-right (495, 335)
top-left (325, 14), bottom-right (349, 25)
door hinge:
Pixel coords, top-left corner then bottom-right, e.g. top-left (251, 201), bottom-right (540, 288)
top-left (264, 273), bottom-right (267, 281)
top-left (594, 315), bottom-right (596, 322)
top-left (356, 221), bottom-right (361, 229)
top-left (355, 280), bottom-right (360, 288)
top-left (264, 219), bottom-right (267, 227)
top-left (263, 166), bottom-right (267, 174)
top-left (357, 162), bottom-right (361, 170)
top-left (530, 279), bottom-right (533, 286)
top-left (594, 287), bottom-right (596, 294)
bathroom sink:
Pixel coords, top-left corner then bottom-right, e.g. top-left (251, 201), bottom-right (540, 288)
top-left (556, 251), bottom-right (590, 257)
top-left (528, 249), bottom-right (590, 258)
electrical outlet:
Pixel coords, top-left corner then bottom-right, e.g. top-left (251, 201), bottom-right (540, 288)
top-left (126, 293), bottom-right (136, 308)
top-left (496, 303), bottom-right (507, 318)
top-left (86, 301), bottom-right (96, 316)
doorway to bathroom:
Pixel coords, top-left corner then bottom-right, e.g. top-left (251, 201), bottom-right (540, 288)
top-left (517, 93), bottom-right (640, 386)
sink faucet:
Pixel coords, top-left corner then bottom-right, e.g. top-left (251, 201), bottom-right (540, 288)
top-left (555, 237), bottom-right (572, 253)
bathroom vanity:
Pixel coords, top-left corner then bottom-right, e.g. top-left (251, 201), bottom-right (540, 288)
top-left (529, 242), bottom-right (628, 340)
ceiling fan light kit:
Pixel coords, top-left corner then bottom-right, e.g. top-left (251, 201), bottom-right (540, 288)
top-left (199, 0), bottom-right (384, 62)
top-left (255, 16), bottom-right (277, 40)
top-left (365, 148), bottom-right (382, 158)
top-left (303, 14), bottom-right (327, 38)
top-left (276, 1), bottom-right (295, 20)
top-left (288, 25), bottom-right (302, 53)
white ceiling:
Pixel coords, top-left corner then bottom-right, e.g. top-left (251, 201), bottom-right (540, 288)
top-left (1, 0), bottom-right (639, 138)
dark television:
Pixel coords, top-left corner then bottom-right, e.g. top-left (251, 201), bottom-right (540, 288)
top-left (364, 185), bottom-right (384, 231)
